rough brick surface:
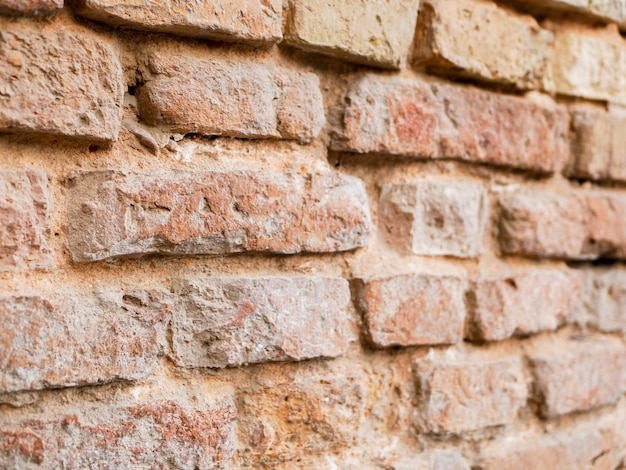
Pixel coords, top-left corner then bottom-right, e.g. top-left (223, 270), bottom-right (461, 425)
top-left (413, 0), bottom-right (553, 89)
top-left (355, 273), bottom-right (467, 348)
top-left (284, 0), bottom-right (419, 69)
top-left (67, 170), bottom-right (370, 262)
top-left (74, 0), bottom-right (282, 44)
top-left (0, 394), bottom-right (237, 469)
top-left (0, 291), bottom-right (170, 393)
top-left (581, 270), bottom-right (626, 332)
top-left (0, 0), bottom-right (62, 14)
top-left (498, 189), bottom-right (626, 260)
top-left (334, 75), bottom-right (569, 173)
top-left (379, 181), bottom-right (487, 258)
top-left (504, 0), bottom-right (626, 27)
top-left (527, 336), bottom-right (626, 417)
top-left (170, 277), bottom-right (353, 368)
top-left (0, 21), bottom-right (123, 142)
top-left (468, 270), bottom-right (582, 341)
top-left (137, 52), bottom-right (324, 143)
top-left (414, 356), bottom-right (527, 433)
top-left (0, 170), bottom-right (51, 272)
top-left (545, 31), bottom-right (626, 104)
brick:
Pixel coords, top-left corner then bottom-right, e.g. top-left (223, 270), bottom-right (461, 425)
top-left (545, 31), bottom-right (626, 104)
top-left (170, 277), bottom-right (353, 368)
top-left (0, 21), bottom-right (123, 142)
top-left (567, 105), bottom-right (626, 182)
top-left (468, 270), bottom-right (582, 341)
top-left (0, 170), bottom-right (51, 272)
top-left (0, 291), bottom-right (170, 393)
top-left (414, 356), bottom-right (527, 433)
top-left (355, 273), bottom-right (467, 348)
top-left (527, 336), bottom-right (626, 417)
top-left (502, 0), bottom-right (626, 27)
top-left (0, 393), bottom-right (236, 469)
top-left (137, 52), bottom-right (324, 143)
top-left (413, 0), bottom-right (553, 89)
top-left (74, 0), bottom-right (281, 44)
top-left (580, 270), bottom-right (626, 332)
top-left (67, 170), bottom-right (370, 262)
top-left (284, 0), bottom-right (419, 69)
top-left (379, 181), bottom-right (487, 258)
top-left (498, 189), bottom-right (626, 260)
top-left (0, 0), bottom-right (62, 15)
top-left (333, 75), bottom-right (569, 173)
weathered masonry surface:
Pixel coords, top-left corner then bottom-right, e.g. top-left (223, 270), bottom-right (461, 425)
top-left (1, 0), bottom-right (626, 468)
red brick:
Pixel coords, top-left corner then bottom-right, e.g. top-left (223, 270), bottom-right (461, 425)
top-left (468, 270), bottom-right (582, 341)
top-left (137, 52), bottom-right (324, 143)
top-left (0, 394), bottom-right (236, 469)
top-left (74, 0), bottom-right (281, 44)
top-left (0, 0), bottom-right (61, 14)
top-left (379, 181), bottom-right (487, 258)
top-left (170, 277), bottom-right (354, 368)
top-left (354, 273), bottom-right (467, 348)
top-left (0, 291), bottom-right (170, 393)
top-left (581, 270), bottom-right (626, 332)
top-left (0, 170), bottom-right (51, 272)
top-left (414, 356), bottom-right (527, 433)
top-left (67, 170), bottom-right (371, 262)
top-left (0, 21), bottom-right (123, 142)
top-left (527, 336), bottom-right (626, 417)
top-left (333, 75), bottom-right (569, 173)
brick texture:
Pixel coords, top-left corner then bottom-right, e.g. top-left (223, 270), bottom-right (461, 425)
top-left (0, 170), bottom-right (51, 272)
top-left (379, 181), bottom-right (487, 258)
top-left (527, 336), bottom-right (626, 417)
top-left (66, 170), bottom-right (371, 262)
top-left (0, 291), bottom-right (170, 393)
top-left (0, 21), bottom-right (123, 142)
top-left (0, 0), bottom-right (62, 14)
top-left (504, 0), bottom-right (626, 28)
top-left (354, 273), bottom-right (467, 348)
top-left (170, 277), bottom-right (353, 368)
top-left (413, 0), bottom-right (553, 89)
top-left (334, 75), bottom-right (569, 173)
top-left (284, 0), bottom-right (419, 69)
top-left (581, 270), bottom-right (626, 332)
top-left (74, 0), bottom-right (282, 44)
top-left (137, 51), bottom-right (324, 143)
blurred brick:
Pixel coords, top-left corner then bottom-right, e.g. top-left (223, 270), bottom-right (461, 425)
top-left (0, 0), bottom-right (61, 14)
top-left (581, 270), bottom-right (626, 332)
top-left (503, 0), bottom-right (626, 29)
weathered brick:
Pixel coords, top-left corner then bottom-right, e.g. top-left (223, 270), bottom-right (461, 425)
top-left (284, 0), bottom-right (419, 69)
top-left (0, 291), bottom-right (170, 393)
top-left (67, 170), bottom-right (370, 262)
top-left (0, 0), bottom-right (62, 15)
top-left (0, 170), bottom-right (51, 272)
top-left (413, 0), bottom-right (553, 89)
top-left (379, 181), bottom-right (487, 258)
top-left (545, 30), bottom-right (626, 104)
top-left (137, 52), bottom-right (324, 143)
top-left (498, 189), bottom-right (626, 260)
top-left (468, 270), bottom-right (582, 341)
top-left (333, 75), bottom-right (569, 173)
top-left (580, 270), bottom-right (626, 332)
top-left (355, 273), bottom-right (467, 348)
top-left (170, 277), bottom-right (353, 368)
top-left (414, 356), bottom-right (527, 433)
top-left (503, 0), bottom-right (626, 28)
top-left (0, 21), bottom-right (123, 142)
top-left (527, 336), bottom-right (626, 417)
top-left (74, 0), bottom-right (281, 44)
top-left (0, 393), bottom-right (236, 469)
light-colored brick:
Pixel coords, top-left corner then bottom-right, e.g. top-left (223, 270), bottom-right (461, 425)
top-left (527, 336), bottom-right (626, 417)
top-left (0, 291), bottom-right (170, 393)
top-left (67, 170), bottom-right (371, 262)
top-left (333, 75), bottom-right (569, 173)
top-left (284, 0), bottom-right (419, 69)
top-left (380, 181), bottom-right (487, 258)
top-left (413, 0), bottom-right (553, 89)
top-left (503, 0), bottom-right (626, 28)
top-left (74, 0), bottom-right (282, 44)
top-left (0, 0), bottom-right (62, 14)
top-left (0, 21), bottom-right (123, 142)
top-left (414, 356), bottom-right (527, 433)
top-left (355, 273), bottom-right (467, 348)
top-left (170, 277), bottom-right (354, 368)
top-left (0, 170), bottom-right (51, 272)
top-left (545, 30), bottom-right (626, 104)
top-left (137, 51), bottom-right (324, 143)
top-left (580, 270), bottom-right (626, 332)
top-left (468, 270), bottom-right (582, 341)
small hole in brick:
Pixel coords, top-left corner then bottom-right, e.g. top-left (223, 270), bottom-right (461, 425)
top-left (88, 144), bottom-right (99, 152)
top-left (505, 278), bottom-right (517, 289)
top-left (127, 85), bottom-right (137, 95)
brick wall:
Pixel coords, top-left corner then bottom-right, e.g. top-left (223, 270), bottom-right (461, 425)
top-left (1, 0), bottom-right (626, 468)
